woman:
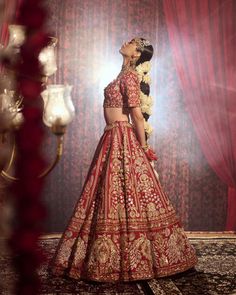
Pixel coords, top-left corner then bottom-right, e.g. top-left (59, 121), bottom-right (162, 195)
top-left (48, 37), bottom-right (198, 282)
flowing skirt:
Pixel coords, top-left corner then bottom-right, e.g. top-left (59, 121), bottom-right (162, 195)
top-left (48, 120), bottom-right (198, 282)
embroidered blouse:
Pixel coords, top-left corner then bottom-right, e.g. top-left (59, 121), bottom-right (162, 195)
top-left (103, 71), bottom-right (141, 108)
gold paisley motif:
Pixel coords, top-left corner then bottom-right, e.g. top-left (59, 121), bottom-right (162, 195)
top-left (56, 237), bottom-right (76, 266)
top-left (88, 235), bottom-right (120, 272)
top-left (73, 237), bottom-right (86, 266)
top-left (74, 206), bottom-right (86, 220)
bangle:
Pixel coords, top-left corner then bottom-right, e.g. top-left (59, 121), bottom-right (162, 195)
top-left (141, 144), bottom-right (149, 151)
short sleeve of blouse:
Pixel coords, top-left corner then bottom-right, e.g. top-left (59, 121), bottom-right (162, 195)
top-left (122, 72), bottom-right (141, 107)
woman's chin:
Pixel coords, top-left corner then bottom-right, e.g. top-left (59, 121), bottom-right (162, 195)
top-left (119, 48), bottom-right (125, 55)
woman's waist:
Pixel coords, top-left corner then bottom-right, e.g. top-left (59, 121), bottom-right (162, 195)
top-left (104, 120), bottom-right (133, 132)
top-left (104, 107), bottom-right (129, 122)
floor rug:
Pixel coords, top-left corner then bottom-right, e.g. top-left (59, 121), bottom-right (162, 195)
top-left (1, 237), bottom-right (236, 294)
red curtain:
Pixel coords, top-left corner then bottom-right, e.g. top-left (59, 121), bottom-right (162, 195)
top-left (163, 0), bottom-right (236, 230)
top-left (0, 2), bottom-right (10, 46)
top-left (0, 1), bottom-right (19, 45)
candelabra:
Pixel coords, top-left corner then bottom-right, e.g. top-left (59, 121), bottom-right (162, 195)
top-left (0, 24), bottom-right (75, 181)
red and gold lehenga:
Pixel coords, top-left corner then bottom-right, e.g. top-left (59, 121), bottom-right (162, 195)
top-left (48, 70), bottom-right (198, 282)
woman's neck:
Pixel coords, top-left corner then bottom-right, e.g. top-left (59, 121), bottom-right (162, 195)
top-left (120, 56), bottom-right (135, 73)
top-left (122, 56), bottom-right (130, 67)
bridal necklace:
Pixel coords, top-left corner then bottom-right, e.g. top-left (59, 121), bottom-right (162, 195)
top-left (121, 64), bottom-right (131, 72)
top-left (118, 62), bottom-right (136, 77)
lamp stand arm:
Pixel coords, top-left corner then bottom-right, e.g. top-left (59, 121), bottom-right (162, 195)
top-left (1, 138), bottom-right (17, 181)
top-left (0, 135), bottom-right (64, 181)
top-left (38, 135), bottom-right (64, 178)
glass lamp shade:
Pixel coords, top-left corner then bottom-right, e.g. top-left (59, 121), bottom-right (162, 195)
top-left (12, 112), bottom-right (24, 128)
top-left (41, 84), bottom-right (75, 128)
top-left (0, 89), bottom-right (16, 112)
top-left (0, 90), bottom-right (12, 111)
top-left (0, 89), bottom-right (23, 131)
top-left (64, 85), bottom-right (75, 117)
top-left (39, 45), bottom-right (57, 77)
top-left (8, 25), bottom-right (26, 48)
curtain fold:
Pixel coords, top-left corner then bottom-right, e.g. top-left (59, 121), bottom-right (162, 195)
top-left (0, 1), bottom-right (19, 45)
top-left (163, 0), bottom-right (236, 230)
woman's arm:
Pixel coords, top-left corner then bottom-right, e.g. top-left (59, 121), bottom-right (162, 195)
top-left (122, 71), bottom-right (156, 160)
top-left (129, 107), bottom-right (146, 146)
top-left (130, 107), bottom-right (158, 161)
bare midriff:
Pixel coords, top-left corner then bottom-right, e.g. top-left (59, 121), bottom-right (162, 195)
top-left (103, 107), bottom-right (130, 125)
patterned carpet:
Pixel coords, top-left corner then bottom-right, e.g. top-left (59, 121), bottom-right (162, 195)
top-left (1, 236), bottom-right (236, 294)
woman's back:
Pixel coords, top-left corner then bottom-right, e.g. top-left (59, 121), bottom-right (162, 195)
top-left (103, 107), bottom-right (130, 125)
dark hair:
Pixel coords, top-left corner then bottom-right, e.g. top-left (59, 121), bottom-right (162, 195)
top-left (136, 39), bottom-right (154, 66)
top-left (135, 38), bottom-right (154, 141)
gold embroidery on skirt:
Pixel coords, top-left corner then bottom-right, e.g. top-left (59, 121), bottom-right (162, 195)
top-left (87, 235), bottom-right (120, 274)
top-left (50, 121), bottom-right (198, 282)
top-left (104, 121), bottom-right (133, 132)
